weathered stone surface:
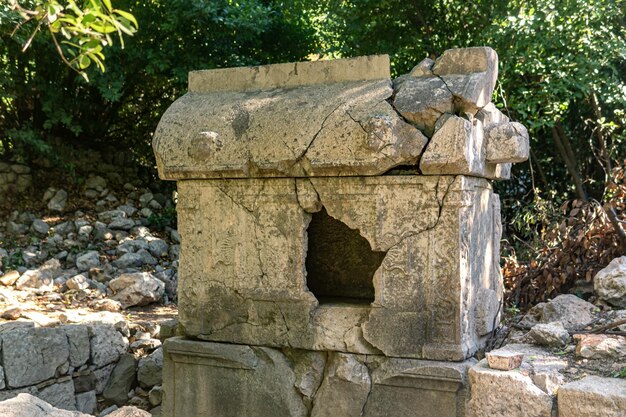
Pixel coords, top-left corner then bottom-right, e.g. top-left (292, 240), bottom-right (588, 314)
top-left (419, 115), bottom-right (485, 176)
top-left (409, 57), bottom-right (435, 77)
top-left (485, 122), bottom-right (530, 163)
top-left (137, 347), bottom-right (163, 388)
top-left (31, 219), bottom-right (50, 236)
top-left (466, 359), bottom-right (553, 417)
top-left (154, 55), bottom-right (434, 179)
top-left (88, 323), bottom-right (128, 368)
top-left (38, 379), bottom-right (76, 411)
top-left (190, 54), bottom-right (390, 93)
top-left (176, 176), bottom-right (500, 360)
top-left (106, 406), bottom-right (152, 417)
top-left (0, 394), bottom-right (89, 417)
top-left (93, 364), bottom-right (116, 394)
top-left (392, 76), bottom-right (454, 136)
top-left (363, 357), bottom-right (471, 417)
top-left (594, 256), bottom-right (626, 307)
top-left (311, 354), bottom-right (371, 417)
top-left (103, 353), bottom-right (136, 406)
top-left (75, 390), bottom-right (97, 415)
top-left (519, 294), bottom-right (596, 331)
top-left (164, 338), bottom-right (472, 417)
top-left (163, 338), bottom-right (308, 417)
top-left (573, 334), bottom-right (626, 359)
top-left (64, 325), bottom-right (91, 367)
top-left (109, 272), bottom-right (164, 308)
top-left (432, 47), bottom-right (498, 112)
top-left (474, 287), bottom-right (500, 336)
top-left (1, 327), bottom-right (70, 388)
top-left (486, 350), bottom-right (523, 371)
top-left (528, 322), bottom-right (570, 347)
top-left (558, 375), bottom-right (626, 417)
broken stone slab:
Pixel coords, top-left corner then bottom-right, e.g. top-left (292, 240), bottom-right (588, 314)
top-left (476, 102), bottom-right (509, 126)
top-left (485, 122), bottom-right (530, 163)
top-left (593, 256), bottom-right (626, 308)
top-left (0, 393), bottom-right (89, 417)
top-left (466, 359), bottom-right (554, 417)
top-left (163, 338), bottom-right (308, 417)
top-left (311, 353), bottom-right (371, 417)
top-left (557, 375), bottom-right (626, 417)
top-left (37, 379), bottom-right (77, 411)
top-left (432, 47), bottom-right (498, 113)
top-left (419, 114), bottom-right (485, 176)
top-left (87, 323), bottom-right (128, 368)
top-left (154, 55), bottom-right (432, 180)
top-left (176, 176), bottom-right (501, 360)
top-left (163, 338), bottom-right (473, 417)
top-left (392, 76), bottom-right (454, 136)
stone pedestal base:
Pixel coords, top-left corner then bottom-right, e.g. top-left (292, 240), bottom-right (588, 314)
top-left (163, 338), bottom-right (473, 417)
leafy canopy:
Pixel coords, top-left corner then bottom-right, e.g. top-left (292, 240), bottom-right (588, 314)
top-left (3, 0), bottom-right (137, 79)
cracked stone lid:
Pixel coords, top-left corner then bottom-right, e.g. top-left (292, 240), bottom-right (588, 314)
top-left (153, 49), bottom-right (530, 180)
top-left (152, 55), bottom-right (430, 180)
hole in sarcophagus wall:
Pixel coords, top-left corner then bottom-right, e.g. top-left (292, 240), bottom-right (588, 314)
top-left (305, 206), bottom-right (386, 304)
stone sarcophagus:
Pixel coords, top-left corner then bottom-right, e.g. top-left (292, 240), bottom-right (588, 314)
top-left (153, 48), bottom-right (529, 417)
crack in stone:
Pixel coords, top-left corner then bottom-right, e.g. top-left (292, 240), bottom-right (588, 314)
top-left (290, 102), bottom-right (345, 174)
top-left (359, 363), bottom-right (374, 417)
top-left (345, 108), bottom-right (406, 167)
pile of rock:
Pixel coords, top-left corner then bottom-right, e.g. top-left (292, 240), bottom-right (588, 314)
top-left (465, 276), bottom-right (626, 417)
top-left (0, 174), bottom-right (179, 311)
top-left (0, 172), bottom-right (179, 415)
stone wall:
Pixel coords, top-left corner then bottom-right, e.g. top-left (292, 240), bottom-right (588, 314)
top-left (0, 320), bottom-right (163, 415)
top-left (0, 163), bottom-right (32, 198)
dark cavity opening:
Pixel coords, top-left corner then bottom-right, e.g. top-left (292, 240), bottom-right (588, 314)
top-left (305, 207), bottom-right (386, 304)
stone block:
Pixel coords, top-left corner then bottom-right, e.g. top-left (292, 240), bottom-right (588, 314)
top-left (37, 379), bottom-right (76, 411)
top-left (392, 76), bottom-right (454, 136)
top-left (175, 175), bottom-right (501, 360)
top-left (64, 325), bottom-right (90, 368)
top-left (419, 115), bottom-right (486, 176)
top-left (75, 390), bottom-right (97, 415)
top-left (432, 47), bottom-right (498, 112)
top-left (103, 353), bottom-right (136, 406)
top-left (1, 327), bottom-right (70, 388)
top-left (557, 375), bottom-right (626, 417)
top-left (163, 338), bottom-right (472, 417)
top-left (87, 323), bottom-right (128, 368)
top-left (466, 359), bottom-right (554, 417)
top-left (485, 122), bottom-right (530, 163)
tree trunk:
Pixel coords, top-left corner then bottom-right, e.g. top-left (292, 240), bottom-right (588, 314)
top-left (551, 124), bottom-right (587, 201)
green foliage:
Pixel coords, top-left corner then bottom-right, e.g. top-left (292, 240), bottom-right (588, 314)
top-left (0, 0), bottom-right (316, 162)
top-left (2, 249), bottom-right (25, 270)
top-left (146, 206), bottom-right (177, 231)
top-left (612, 367), bottom-right (626, 378)
top-left (3, 0), bottom-right (137, 79)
